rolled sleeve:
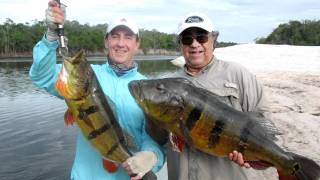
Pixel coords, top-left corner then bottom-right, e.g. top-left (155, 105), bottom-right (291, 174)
top-left (29, 35), bottom-right (62, 97)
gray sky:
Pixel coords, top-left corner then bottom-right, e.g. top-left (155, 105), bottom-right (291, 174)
top-left (1, 0), bottom-right (319, 43)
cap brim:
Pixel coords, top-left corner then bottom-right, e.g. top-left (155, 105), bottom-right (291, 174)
top-left (178, 24), bottom-right (212, 35)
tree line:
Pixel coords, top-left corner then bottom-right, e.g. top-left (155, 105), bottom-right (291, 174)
top-left (255, 20), bottom-right (320, 45)
top-left (0, 18), bottom-right (238, 57)
top-left (1, 18), bottom-right (319, 57)
top-left (0, 18), bottom-right (178, 57)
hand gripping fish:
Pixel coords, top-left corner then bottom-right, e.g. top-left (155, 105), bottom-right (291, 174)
top-left (128, 77), bottom-right (320, 180)
top-left (55, 50), bottom-right (156, 180)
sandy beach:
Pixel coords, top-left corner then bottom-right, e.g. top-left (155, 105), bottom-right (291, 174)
top-left (167, 44), bottom-right (320, 179)
top-left (241, 72), bottom-right (320, 179)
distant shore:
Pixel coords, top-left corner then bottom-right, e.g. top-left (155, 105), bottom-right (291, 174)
top-left (0, 54), bottom-right (180, 62)
top-left (0, 49), bottom-right (180, 59)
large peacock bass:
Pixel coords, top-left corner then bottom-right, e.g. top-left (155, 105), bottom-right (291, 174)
top-left (55, 50), bottom-right (156, 180)
top-left (128, 77), bottom-right (320, 180)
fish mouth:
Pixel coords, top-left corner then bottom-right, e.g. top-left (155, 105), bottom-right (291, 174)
top-left (128, 80), bottom-right (145, 104)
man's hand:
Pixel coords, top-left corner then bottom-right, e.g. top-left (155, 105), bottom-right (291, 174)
top-left (45, 0), bottom-right (66, 41)
top-left (122, 151), bottom-right (157, 180)
top-left (229, 150), bottom-right (251, 168)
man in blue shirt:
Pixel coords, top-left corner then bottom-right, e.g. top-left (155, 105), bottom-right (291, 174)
top-left (29, 1), bottom-right (164, 179)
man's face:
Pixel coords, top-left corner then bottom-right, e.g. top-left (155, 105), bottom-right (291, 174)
top-left (179, 27), bottom-right (214, 69)
top-left (105, 26), bottom-right (140, 67)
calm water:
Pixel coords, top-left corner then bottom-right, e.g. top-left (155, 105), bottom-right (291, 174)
top-left (0, 57), bottom-right (178, 180)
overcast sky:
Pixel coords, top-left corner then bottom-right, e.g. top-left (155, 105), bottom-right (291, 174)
top-left (1, 0), bottom-right (319, 43)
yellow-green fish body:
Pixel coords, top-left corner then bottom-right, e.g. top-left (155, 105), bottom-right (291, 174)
top-left (129, 77), bottom-right (320, 180)
top-left (55, 50), bottom-right (156, 179)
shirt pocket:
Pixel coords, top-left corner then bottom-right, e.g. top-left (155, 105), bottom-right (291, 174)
top-left (208, 82), bottom-right (242, 111)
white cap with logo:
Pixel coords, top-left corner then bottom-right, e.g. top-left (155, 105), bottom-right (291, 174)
top-left (177, 12), bottom-right (215, 35)
top-left (107, 17), bottom-right (139, 36)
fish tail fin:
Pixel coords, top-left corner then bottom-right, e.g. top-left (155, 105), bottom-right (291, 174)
top-left (277, 152), bottom-right (320, 180)
top-left (102, 158), bottom-right (118, 173)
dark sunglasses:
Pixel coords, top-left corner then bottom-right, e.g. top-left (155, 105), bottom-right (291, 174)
top-left (179, 33), bottom-right (209, 45)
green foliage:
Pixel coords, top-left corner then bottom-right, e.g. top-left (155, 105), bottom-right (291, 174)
top-left (216, 41), bottom-right (237, 48)
top-left (0, 19), bottom-right (237, 56)
top-left (139, 29), bottom-right (176, 55)
top-left (64, 20), bottom-right (106, 53)
top-left (256, 20), bottom-right (320, 45)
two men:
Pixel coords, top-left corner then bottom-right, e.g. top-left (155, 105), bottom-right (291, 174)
top-left (30, 1), bottom-right (270, 179)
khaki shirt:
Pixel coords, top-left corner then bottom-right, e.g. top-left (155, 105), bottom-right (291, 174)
top-left (167, 57), bottom-right (275, 180)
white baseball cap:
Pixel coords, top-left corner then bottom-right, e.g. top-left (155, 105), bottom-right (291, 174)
top-left (177, 12), bottom-right (215, 35)
top-left (107, 17), bottom-right (139, 36)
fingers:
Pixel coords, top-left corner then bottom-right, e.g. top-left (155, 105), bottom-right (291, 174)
top-left (48, 0), bottom-right (59, 7)
top-left (130, 173), bottom-right (143, 180)
top-left (229, 150), bottom-right (251, 168)
top-left (47, 0), bottom-right (65, 24)
top-left (122, 161), bottom-right (134, 175)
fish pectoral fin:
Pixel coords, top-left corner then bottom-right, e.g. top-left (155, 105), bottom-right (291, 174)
top-left (102, 158), bottom-right (119, 173)
top-left (64, 109), bottom-right (75, 126)
top-left (169, 133), bottom-right (185, 152)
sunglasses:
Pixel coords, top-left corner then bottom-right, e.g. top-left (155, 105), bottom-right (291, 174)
top-left (179, 33), bottom-right (209, 45)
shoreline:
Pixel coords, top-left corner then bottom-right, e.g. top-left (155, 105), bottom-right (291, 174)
top-left (245, 72), bottom-right (320, 179)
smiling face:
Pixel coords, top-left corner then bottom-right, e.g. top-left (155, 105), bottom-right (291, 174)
top-left (179, 27), bottom-right (215, 73)
top-left (105, 26), bottom-right (140, 67)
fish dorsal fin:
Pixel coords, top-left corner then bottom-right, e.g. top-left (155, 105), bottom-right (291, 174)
top-left (122, 130), bottom-right (138, 152)
top-left (103, 93), bottom-right (137, 151)
top-left (69, 50), bottom-right (86, 64)
top-left (247, 112), bottom-right (282, 141)
top-left (105, 95), bottom-right (118, 119)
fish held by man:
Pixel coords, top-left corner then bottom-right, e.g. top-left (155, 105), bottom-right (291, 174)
top-left (55, 50), bottom-right (156, 180)
top-left (128, 77), bottom-right (320, 180)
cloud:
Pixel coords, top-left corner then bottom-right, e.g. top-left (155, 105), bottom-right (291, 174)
top-left (0, 0), bottom-right (319, 43)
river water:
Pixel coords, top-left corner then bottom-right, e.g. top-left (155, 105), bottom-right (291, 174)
top-left (0, 57), bottom-right (177, 180)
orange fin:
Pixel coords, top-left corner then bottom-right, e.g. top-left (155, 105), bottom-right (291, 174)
top-left (169, 133), bottom-right (185, 152)
top-left (64, 109), bottom-right (75, 126)
top-left (277, 169), bottom-right (298, 180)
top-left (102, 158), bottom-right (118, 173)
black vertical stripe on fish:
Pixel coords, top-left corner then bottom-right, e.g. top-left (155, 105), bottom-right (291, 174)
top-left (78, 105), bottom-right (99, 120)
top-left (237, 121), bottom-right (251, 153)
top-left (208, 120), bottom-right (225, 148)
top-left (186, 107), bottom-right (202, 130)
top-left (106, 142), bottom-right (120, 157)
top-left (88, 123), bottom-right (113, 140)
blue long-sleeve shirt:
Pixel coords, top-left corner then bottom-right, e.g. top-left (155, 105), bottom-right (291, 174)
top-left (29, 36), bottom-right (165, 180)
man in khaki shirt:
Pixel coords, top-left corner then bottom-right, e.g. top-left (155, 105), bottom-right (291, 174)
top-left (167, 12), bottom-right (273, 180)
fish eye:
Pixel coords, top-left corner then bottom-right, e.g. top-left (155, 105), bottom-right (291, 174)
top-left (156, 83), bottom-right (166, 93)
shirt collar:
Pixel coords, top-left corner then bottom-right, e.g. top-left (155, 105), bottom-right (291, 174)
top-left (107, 55), bottom-right (137, 76)
top-left (183, 56), bottom-right (217, 76)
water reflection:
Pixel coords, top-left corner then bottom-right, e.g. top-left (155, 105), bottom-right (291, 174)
top-left (0, 58), bottom-right (177, 180)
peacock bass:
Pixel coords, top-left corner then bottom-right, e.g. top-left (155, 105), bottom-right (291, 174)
top-left (55, 50), bottom-right (156, 180)
top-left (128, 77), bottom-right (320, 180)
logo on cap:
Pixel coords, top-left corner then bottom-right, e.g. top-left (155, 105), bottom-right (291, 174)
top-left (185, 16), bottom-right (204, 23)
top-left (120, 18), bottom-right (127, 22)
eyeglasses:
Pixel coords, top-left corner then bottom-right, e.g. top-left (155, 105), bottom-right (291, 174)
top-left (179, 33), bottom-right (209, 45)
